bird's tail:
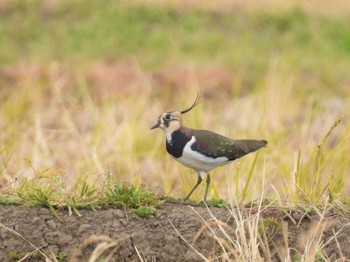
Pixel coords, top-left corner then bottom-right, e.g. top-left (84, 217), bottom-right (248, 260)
top-left (233, 139), bottom-right (267, 159)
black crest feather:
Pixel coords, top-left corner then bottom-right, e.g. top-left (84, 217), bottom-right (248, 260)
top-left (180, 92), bottom-right (201, 114)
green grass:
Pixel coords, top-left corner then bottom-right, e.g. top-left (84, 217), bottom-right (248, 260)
top-left (0, 0), bottom-right (350, 212)
top-left (133, 205), bottom-right (156, 218)
top-left (1, 1), bottom-right (350, 80)
top-left (9, 173), bottom-right (161, 218)
top-left (55, 251), bottom-right (68, 261)
top-left (7, 251), bottom-right (22, 261)
top-left (106, 184), bottom-right (161, 217)
top-left (207, 198), bottom-right (229, 209)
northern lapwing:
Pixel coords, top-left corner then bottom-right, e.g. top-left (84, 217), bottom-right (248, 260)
top-left (151, 93), bottom-right (267, 202)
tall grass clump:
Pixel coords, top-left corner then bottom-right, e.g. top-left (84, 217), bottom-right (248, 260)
top-left (170, 194), bottom-right (349, 261)
top-left (293, 117), bottom-right (348, 204)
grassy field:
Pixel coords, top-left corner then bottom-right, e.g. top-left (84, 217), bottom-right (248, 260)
top-left (0, 0), bottom-right (350, 209)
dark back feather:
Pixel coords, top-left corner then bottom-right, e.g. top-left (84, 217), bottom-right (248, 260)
top-left (190, 128), bottom-right (267, 160)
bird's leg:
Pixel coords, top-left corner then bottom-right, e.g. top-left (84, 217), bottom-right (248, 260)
top-left (203, 173), bottom-right (210, 203)
top-left (183, 173), bottom-right (202, 202)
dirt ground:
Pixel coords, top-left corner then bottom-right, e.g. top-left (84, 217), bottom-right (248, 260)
top-left (1, 203), bottom-right (350, 262)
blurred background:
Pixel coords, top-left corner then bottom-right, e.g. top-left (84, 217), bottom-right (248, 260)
top-left (0, 0), bottom-right (349, 204)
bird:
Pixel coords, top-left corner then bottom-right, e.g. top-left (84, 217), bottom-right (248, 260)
top-left (151, 93), bottom-right (267, 202)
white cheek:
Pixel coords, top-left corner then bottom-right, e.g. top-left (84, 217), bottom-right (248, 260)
top-left (165, 128), bottom-right (172, 143)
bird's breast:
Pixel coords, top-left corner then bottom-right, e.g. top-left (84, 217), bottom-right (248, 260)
top-left (166, 129), bottom-right (191, 158)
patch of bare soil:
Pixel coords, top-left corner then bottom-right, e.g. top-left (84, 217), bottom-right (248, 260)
top-left (1, 203), bottom-right (350, 261)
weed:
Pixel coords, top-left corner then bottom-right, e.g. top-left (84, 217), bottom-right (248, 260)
top-left (55, 251), bottom-right (68, 261)
top-left (7, 251), bottom-right (22, 260)
top-left (32, 250), bottom-right (40, 258)
top-left (16, 184), bottom-right (62, 221)
top-left (65, 180), bottom-right (99, 216)
top-left (105, 184), bottom-right (160, 209)
top-left (0, 196), bottom-right (19, 205)
top-left (133, 206), bottom-right (156, 218)
top-left (207, 198), bottom-right (229, 209)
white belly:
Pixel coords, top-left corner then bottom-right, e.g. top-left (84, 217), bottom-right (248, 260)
top-left (175, 136), bottom-right (230, 173)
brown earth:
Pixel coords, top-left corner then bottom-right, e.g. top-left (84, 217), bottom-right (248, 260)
top-left (1, 203), bottom-right (350, 261)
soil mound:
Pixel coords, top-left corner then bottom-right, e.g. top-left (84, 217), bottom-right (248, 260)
top-left (1, 203), bottom-right (349, 261)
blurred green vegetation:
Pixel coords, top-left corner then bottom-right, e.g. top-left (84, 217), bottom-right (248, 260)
top-left (1, 1), bottom-right (350, 75)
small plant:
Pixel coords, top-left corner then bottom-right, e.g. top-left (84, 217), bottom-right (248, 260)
top-left (8, 251), bottom-right (22, 260)
top-left (55, 251), bottom-right (68, 261)
top-left (305, 207), bottom-right (318, 216)
top-left (133, 206), bottom-right (156, 218)
top-left (32, 250), bottom-right (40, 258)
top-left (16, 185), bottom-right (62, 221)
top-left (207, 198), bottom-right (229, 209)
top-left (0, 196), bottom-right (19, 205)
top-left (105, 184), bottom-right (160, 209)
top-left (65, 180), bottom-right (99, 216)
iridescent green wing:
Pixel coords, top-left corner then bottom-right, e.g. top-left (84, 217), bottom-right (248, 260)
top-left (192, 129), bottom-right (267, 160)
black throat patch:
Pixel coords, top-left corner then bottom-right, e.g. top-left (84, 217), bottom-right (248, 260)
top-left (166, 129), bottom-right (192, 158)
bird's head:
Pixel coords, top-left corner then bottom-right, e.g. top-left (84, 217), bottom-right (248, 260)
top-left (151, 93), bottom-right (201, 132)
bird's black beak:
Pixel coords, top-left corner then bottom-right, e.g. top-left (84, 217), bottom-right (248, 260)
top-left (151, 122), bottom-right (160, 130)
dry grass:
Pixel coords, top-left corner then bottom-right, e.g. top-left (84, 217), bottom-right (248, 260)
top-left (0, 59), bottom-right (349, 205)
top-left (170, 197), bottom-right (350, 261)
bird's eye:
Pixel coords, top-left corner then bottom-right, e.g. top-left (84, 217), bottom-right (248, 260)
top-left (165, 114), bottom-right (171, 120)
